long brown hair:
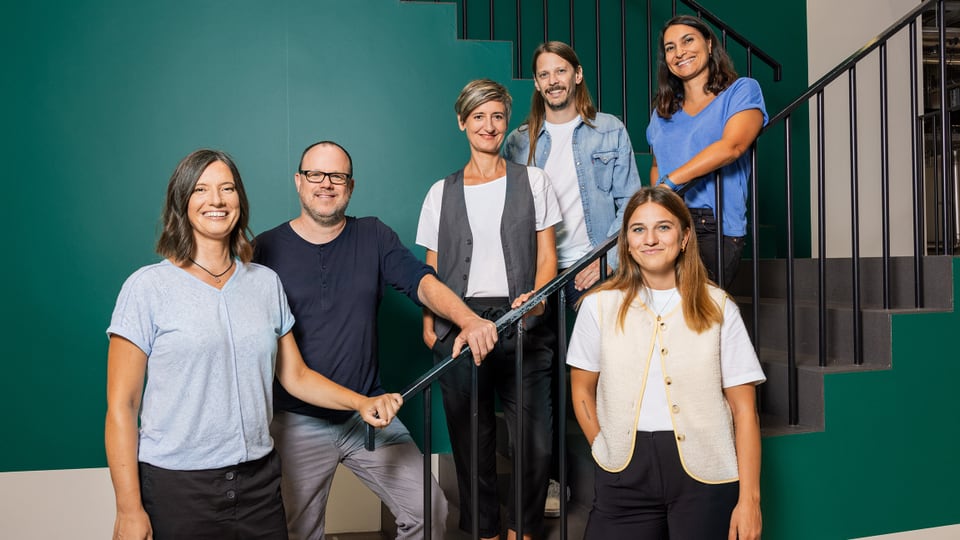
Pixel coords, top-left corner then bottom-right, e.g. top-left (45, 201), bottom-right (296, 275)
top-left (156, 149), bottom-right (254, 263)
top-left (520, 41), bottom-right (597, 165)
top-left (653, 15), bottom-right (738, 119)
top-left (590, 186), bottom-right (723, 333)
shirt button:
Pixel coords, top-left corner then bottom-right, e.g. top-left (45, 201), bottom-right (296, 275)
top-left (676, 434), bottom-right (686, 441)
top-left (665, 377), bottom-right (672, 385)
top-left (225, 471), bottom-right (235, 481)
top-left (661, 348), bottom-right (668, 356)
top-left (672, 404), bottom-right (680, 413)
top-left (226, 490), bottom-right (236, 500)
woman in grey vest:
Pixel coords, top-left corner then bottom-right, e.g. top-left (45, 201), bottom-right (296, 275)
top-left (567, 187), bottom-right (765, 539)
top-left (416, 79), bottom-right (562, 540)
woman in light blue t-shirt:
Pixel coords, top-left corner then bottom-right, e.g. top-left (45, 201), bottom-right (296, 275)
top-left (647, 15), bottom-right (768, 288)
top-left (104, 149), bottom-right (402, 540)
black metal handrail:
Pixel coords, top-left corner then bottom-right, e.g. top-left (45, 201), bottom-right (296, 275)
top-left (366, 235), bottom-right (616, 539)
top-left (765, 0), bottom-right (936, 130)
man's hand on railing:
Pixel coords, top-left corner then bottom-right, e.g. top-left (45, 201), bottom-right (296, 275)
top-left (574, 259), bottom-right (603, 291)
top-left (357, 393), bottom-right (403, 428)
top-left (452, 315), bottom-right (498, 366)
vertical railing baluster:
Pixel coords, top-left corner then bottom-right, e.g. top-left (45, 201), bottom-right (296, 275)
top-left (817, 90), bottom-right (827, 367)
top-left (621, 0), bottom-right (628, 127)
top-left (471, 361), bottom-right (479, 539)
top-left (939, 0), bottom-right (951, 255)
top-left (516, 0), bottom-right (523, 79)
top-left (909, 19), bottom-right (924, 307)
top-left (557, 288), bottom-right (569, 540)
top-left (747, 45), bottom-right (753, 79)
top-left (648, 0), bottom-right (654, 118)
top-left (514, 319), bottom-right (525, 540)
top-left (595, 0), bottom-right (602, 110)
top-left (569, 0), bottom-right (575, 49)
top-left (880, 42), bottom-right (891, 309)
top-left (543, 0), bottom-right (548, 42)
top-left (715, 171), bottom-right (724, 287)
top-left (784, 115), bottom-right (798, 426)
top-left (489, 0), bottom-right (495, 40)
top-left (423, 387), bottom-right (432, 540)
top-left (749, 144), bottom-right (760, 352)
top-left (849, 65), bottom-right (864, 366)
top-left (462, 0), bottom-right (468, 39)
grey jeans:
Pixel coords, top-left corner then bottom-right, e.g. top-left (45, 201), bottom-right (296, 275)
top-left (270, 411), bottom-right (447, 540)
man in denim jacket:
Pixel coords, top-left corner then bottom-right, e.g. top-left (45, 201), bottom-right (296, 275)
top-left (504, 41), bottom-right (641, 295)
top-left (504, 41), bottom-right (641, 518)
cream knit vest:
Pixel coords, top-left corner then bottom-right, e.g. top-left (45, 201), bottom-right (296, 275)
top-left (590, 286), bottom-right (738, 483)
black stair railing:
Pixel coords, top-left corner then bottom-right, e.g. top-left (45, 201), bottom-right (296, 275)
top-left (367, 236), bottom-right (617, 540)
top-left (757, 0), bottom-right (947, 425)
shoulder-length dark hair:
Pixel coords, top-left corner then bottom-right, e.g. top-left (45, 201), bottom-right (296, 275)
top-left (155, 149), bottom-right (254, 263)
top-left (653, 15), bottom-right (738, 119)
top-left (521, 41), bottom-right (597, 165)
top-left (589, 186), bottom-right (722, 333)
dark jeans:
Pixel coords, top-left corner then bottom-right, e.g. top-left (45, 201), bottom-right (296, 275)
top-left (690, 208), bottom-right (745, 289)
top-left (584, 432), bottom-right (739, 539)
top-left (139, 450), bottom-right (288, 540)
top-left (433, 297), bottom-right (553, 537)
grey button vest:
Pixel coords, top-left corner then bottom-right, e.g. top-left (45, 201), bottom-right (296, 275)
top-left (434, 161), bottom-right (537, 340)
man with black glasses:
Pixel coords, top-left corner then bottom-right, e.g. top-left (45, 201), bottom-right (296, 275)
top-left (254, 140), bottom-right (498, 540)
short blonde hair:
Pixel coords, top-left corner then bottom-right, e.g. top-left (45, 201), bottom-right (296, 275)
top-left (454, 78), bottom-right (512, 124)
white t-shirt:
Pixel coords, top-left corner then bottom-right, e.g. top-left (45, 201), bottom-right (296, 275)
top-left (416, 166), bottom-right (562, 297)
top-left (544, 116), bottom-right (593, 267)
top-left (566, 288), bottom-right (766, 431)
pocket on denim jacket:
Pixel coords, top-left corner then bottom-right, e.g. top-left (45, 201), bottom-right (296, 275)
top-left (591, 150), bottom-right (618, 192)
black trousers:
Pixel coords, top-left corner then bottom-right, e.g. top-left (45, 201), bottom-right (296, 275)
top-left (690, 207), bottom-right (745, 289)
top-left (434, 297), bottom-right (554, 537)
top-left (139, 450), bottom-right (288, 540)
top-left (585, 431), bottom-right (739, 540)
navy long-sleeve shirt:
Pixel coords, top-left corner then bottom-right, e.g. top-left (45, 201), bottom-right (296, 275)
top-left (254, 217), bottom-right (433, 422)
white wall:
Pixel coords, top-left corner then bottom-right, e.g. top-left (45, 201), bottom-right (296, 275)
top-left (0, 466), bottom-right (381, 539)
top-left (806, 0), bottom-right (922, 257)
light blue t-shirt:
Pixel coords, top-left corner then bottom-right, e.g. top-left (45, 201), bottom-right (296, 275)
top-left (646, 77), bottom-right (768, 237)
top-left (107, 259), bottom-right (295, 470)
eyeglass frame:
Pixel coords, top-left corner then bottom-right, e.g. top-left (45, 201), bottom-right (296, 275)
top-left (298, 170), bottom-right (353, 185)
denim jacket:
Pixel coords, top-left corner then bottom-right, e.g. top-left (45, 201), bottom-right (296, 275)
top-left (504, 112), bottom-right (642, 254)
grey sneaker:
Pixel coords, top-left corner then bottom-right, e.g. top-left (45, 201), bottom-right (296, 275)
top-left (544, 479), bottom-right (561, 518)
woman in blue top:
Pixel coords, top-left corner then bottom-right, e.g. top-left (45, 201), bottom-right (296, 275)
top-left (104, 149), bottom-right (402, 540)
top-left (647, 15), bottom-right (768, 288)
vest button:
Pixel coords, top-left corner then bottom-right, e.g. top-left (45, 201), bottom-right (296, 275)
top-left (661, 348), bottom-right (668, 356)
top-left (665, 377), bottom-right (672, 385)
top-left (676, 434), bottom-right (686, 441)
top-left (672, 404), bottom-right (680, 413)
top-left (462, 274), bottom-right (468, 280)
top-left (465, 256), bottom-right (471, 263)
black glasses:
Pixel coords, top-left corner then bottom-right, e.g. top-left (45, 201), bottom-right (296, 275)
top-left (299, 170), bottom-right (352, 185)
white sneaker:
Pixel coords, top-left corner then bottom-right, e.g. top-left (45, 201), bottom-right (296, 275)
top-left (544, 479), bottom-right (561, 518)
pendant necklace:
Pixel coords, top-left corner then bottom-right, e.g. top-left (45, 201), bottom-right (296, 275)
top-left (189, 258), bottom-right (235, 283)
top-left (646, 287), bottom-right (678, 321)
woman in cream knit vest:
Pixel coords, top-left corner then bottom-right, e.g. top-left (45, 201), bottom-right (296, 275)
top-left (568, 186), bottom-right (765, 539)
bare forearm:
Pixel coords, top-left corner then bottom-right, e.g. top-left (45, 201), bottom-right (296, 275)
top-left (104, 408), bottom-right (145, 513)
top-left (570, 369), bottom-right (600, 444)
top-left (734, 407), bottom-right (762, 503)
top-left (418, 274), bottom-right (481, 330)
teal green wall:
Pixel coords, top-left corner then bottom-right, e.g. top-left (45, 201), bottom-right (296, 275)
top-left (0, 0), bottom-right (535, 471)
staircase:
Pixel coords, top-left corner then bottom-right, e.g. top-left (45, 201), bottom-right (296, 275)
top-left (729, 255), bottom-right (955, 434)
top-left (381, 0), bottom-right (960, 538)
